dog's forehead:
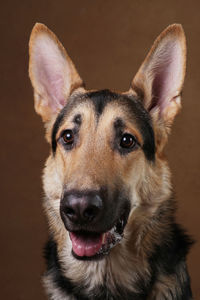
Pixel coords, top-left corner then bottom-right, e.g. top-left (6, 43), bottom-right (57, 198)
top-left (52, 89), bottom-right (155, 160)
top-left (56, 89), bottom-right (150, 125)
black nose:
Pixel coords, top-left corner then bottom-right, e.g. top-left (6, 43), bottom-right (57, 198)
top-left (60, 192), bottom-right (103, 224)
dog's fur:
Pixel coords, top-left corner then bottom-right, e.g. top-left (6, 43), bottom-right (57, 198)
top-left (29, 23), bottom-right (193, 299)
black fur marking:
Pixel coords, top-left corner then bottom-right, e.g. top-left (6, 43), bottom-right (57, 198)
top-left (85, 89), bottom-right (118, 116)
top-left (113, 118), bottom-right (125, 131)
top-left (149, 223), bottom-right (193, 299)
top-left (52, 107), bottom-right (67, 153)
top-left (73, 113), bottom-right (82, 125)
top-left (149, 223), bottom-right (193, 275)
top-left (181, 279), bottom-right (193, 300)
top-left (44, 239), bottom-right (85, 297)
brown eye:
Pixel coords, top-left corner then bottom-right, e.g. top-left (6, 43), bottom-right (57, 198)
top-left (62, 130), bottom-right (74, 145)
top-left (120, 133), bottom-right (136, 149)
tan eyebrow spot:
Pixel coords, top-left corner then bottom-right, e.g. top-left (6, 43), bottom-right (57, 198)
top-left (97, 102), bottom-right (144, 146)
top-left (56, 102), bottom-right (95, 140)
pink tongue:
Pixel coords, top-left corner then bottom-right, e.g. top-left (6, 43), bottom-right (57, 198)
top-left (70, 232), bottom-right (103, 257)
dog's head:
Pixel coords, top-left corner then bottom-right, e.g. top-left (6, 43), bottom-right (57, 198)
top-left (29, 24), bottom-right (186, 260)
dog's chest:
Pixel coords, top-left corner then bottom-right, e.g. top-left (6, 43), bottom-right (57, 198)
top-left (44, 272), bottom-right (148, 300)
top-left (44, 241), bottom-right (149, 300)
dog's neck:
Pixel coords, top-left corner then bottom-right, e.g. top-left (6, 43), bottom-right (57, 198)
top-left (56, 235), bottom-right (148, 295)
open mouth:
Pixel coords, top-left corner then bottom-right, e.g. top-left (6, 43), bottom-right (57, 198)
top-left (69, 215), bottom-right (127, 259)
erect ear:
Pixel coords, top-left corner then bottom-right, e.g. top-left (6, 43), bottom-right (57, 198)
top-left (131, 24), bottom-right (186, 132)
top-left (29, 23), bottom-right (83, 122)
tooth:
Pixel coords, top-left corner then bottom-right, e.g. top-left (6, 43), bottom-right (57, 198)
top-left (102, 233), bottom-right (106, 244)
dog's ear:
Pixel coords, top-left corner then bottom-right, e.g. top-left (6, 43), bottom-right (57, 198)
top-left (29, 23), bottom-right (83, 122)
top-left (131, 24), bottom-right (186, 133)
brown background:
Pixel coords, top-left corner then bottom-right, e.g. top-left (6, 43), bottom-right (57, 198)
top-left (0, 0), bottom-right (200, 299)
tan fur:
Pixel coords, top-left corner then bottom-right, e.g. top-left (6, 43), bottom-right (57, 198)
top-left (44, 272), bottom-right (75, 300)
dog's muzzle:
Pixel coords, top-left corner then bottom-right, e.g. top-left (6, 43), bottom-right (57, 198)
top-left (60, 190), bottom-right (130, 259)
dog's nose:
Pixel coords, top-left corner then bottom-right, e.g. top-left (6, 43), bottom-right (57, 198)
top-left (61, 192), bottom-right (103, 224)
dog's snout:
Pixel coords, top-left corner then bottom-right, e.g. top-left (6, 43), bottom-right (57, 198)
top-left (61, 192), bottom-right (103, 224)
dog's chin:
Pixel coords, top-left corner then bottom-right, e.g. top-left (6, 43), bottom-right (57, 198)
top-left (68, 214), bottom-right (128, 261)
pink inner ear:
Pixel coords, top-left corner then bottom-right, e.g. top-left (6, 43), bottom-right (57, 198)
top-left (150, 41), bottom-right (183, 113)
top-left (32, 34), bottom-right (70, 112)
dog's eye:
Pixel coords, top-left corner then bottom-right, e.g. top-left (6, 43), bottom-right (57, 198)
top-left (120, 133), bottom-right (136, 149)
top-left (62, 130), bottom-right (74, 145)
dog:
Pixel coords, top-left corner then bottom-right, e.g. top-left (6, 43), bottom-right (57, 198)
top-left (29, 23), bottom-right (193, 299)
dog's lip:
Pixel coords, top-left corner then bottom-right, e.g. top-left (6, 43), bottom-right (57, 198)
top-left (69, 214), bottom-right (127, 259)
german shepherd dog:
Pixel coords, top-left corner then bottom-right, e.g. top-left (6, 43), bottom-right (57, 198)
top-left (29, 23), bottom-right (193, 299)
